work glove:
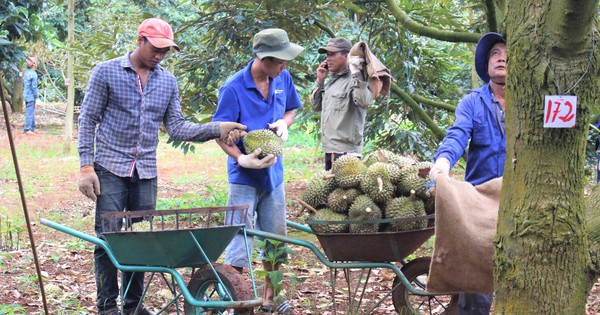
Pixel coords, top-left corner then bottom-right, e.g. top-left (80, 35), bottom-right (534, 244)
top-left (428, 157), bottom-right (451, 187)
top-left (349, 56), bottom-right (365, 75)
top-left (268, 119), bottom-right (288, 142)
top-left (219, 122), bottom-right (247, 145)
top-left (78, 165), bottom-right (100, 202)
top-left (237, 149), bottom-right (277, 169)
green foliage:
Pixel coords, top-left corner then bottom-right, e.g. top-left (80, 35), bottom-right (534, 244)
top-left (255, 238), bottom-right (305, 305)
top-left (0, 213), bottom-right (25, 251)
top-left (0, 0), bottom-right (42, 70)
top-left (24, 0), bottom-right (487, 158)
top-left (0, 304), bottom-right (27, 315)
top-left (157, 185), bottom-right (228, 209)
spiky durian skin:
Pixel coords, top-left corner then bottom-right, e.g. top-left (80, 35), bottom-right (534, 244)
top-left (385, 197), bottom-right (427, 231)
top-left (360, 162), bottom-right (395, 204)
top-left (327, 188), bottom-right (360, 214)
top-left (309, 209), bottom-right (348, 233)
top-left (301, 171), bottom-right (337, 209)
top-left (348, 195), bottom-right (382, 233)
top-left (332, 155), bottom-right (367, 188)
top-left (243, 129), bottom-right (284, 158)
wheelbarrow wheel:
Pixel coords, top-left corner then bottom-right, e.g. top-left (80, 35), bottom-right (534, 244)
top-left (392, 257), bottom-right (458, 315)
top-left (184, 263), bottom-right (254, 315)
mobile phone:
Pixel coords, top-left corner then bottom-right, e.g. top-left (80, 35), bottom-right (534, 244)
top-left (324, 63), bottom-right (329, 70)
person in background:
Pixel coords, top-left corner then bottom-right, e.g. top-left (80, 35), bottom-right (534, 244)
top-left (429, 32), bottom-right (507, 315)
top-left (77, 18), bottom-right (246, 315)
top-left (594, 116), bottom-right (600, 183)
top-left (23, 56), bottom-right (39, 135)
top-left (212, 28), bottom-right (303, 314)
top-left (310, 37), bottom-right (374, 170)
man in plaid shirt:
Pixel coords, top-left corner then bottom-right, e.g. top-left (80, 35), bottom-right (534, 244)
top-left (77, 18), bottom-right (245, 315)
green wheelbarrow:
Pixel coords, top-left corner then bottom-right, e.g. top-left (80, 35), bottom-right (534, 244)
top-left (245, 215), bottom-right (459, 315)
top-left (41, 206), bottom-right (262, 315)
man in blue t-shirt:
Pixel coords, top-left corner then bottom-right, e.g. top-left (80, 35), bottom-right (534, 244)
top-left (212, 28), bottom-right (303, 314)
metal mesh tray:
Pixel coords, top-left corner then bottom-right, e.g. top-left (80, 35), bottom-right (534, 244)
top-left (99, 206), bottom-right (248, 268)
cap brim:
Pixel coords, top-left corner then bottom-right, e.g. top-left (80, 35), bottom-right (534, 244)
top-left (147, 37), bottom-right (181, 52)
top-left (475, 32), bottom-right (504, 83)
top-left (317, 46), bottom-right (343, 54)
top-left (256, 43), bottom-right (304, 61)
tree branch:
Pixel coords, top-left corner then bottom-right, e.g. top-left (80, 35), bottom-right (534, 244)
top-left (312, 19), bottom-right (336, 38)
top-left (384, 0), bottom-right (481, 43)
top-left (484, 0), bottom-right (499, 32)
top-left (390, 82), bottom-right (446, 141)
top-left (411, 93), bottom-right (456, 112)
top-left (547, 0), bottom-right (597, 57)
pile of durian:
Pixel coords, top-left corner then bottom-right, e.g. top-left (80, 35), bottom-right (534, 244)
top-left (300, 149), bottom-right (434, 234)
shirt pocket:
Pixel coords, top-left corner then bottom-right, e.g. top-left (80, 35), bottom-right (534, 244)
top-left (273, 92), bottom-right (286, 118)
top-left (471, 122), bottom-right (492, 146)
top-left (331, 91), bottom-right (349, 111)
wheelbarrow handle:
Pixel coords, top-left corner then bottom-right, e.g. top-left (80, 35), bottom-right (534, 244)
top-left (40, 218), bottom-right (109, 249)
top-left (286, 220), bottom-right (313, 233)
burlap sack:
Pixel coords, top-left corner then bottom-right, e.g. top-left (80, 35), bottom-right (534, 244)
top-left (348, 41), bottom-right (392, 98)
top-left (427, 176), bottom-right (502, 293)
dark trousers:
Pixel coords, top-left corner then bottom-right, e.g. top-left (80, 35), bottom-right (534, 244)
top-left (596, 157), bottom-right (600, 183)
top-left (93, 164), bottom-right (157, 311)
top-left (325, 153), bottom-right (360, 171)
top-left (458, 292), bottom-right (493, 315)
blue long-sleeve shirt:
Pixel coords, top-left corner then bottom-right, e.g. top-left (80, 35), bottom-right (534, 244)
top-left (434, 83), bottom-right (506, 185)
top-left (23, 68), bottom-right (38, 102)
top-left (78, 52), bottom-right (220, 179)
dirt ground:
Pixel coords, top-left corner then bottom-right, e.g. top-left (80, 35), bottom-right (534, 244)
top-left (1, 109), bottom-right (599, 314)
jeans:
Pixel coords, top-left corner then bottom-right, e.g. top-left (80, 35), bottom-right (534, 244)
top-left (24, 100), bottom-right (36, 132)
top-left (596, 157), bottom-right (599, 183)
top-left (458, 292), bottom-right (493, 315)
top-left (224, 183), bottom-right (287, 268)
top-left (93, 163), bottom-right (157, 311)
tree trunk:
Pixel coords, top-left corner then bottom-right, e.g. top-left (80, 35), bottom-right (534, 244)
top-left (63, 0), bottom-right (75, 153)
top-left (0, 73), bottom-right (18, 113)
top-left (11, 75), bottom-right (23, 113)
top-left (494, 0), bottom-right (599, 314)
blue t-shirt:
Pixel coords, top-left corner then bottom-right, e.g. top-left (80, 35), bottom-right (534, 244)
top-left (213, 59), bottom-right (302, 191)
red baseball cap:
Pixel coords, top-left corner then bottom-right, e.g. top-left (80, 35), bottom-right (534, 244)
top-left (137, 18), bottom-right (180, 51)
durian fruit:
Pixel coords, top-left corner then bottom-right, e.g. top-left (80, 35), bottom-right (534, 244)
top-left (376, 149), bottom-right (401, 165)
top-left (243, 129), bottom-right (284, 158)
top-left (360, 162), bottom-right (395, 204)
top-left (397, 164), bottom-right (430, 197)
top-left (395, 154), bottom-right (419, 168)
top-left (386, 163), bottom-right (402, 184)
top-left (327, 188), bottom-right (360, 214)
top-left (348, 195), bottom-right (382, 233)
top-left (309, 208), bottom-right (349, 233)
top-left (301, 171), bottom-right (337, 209)
top-left (385, 192), bottom-right (427, 231)
top-left (362, 151), bottom-right (378, 167)
top-left (332, 155), bottom-right (367, 188)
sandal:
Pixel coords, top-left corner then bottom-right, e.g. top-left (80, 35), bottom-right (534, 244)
top-left (258, 300), bottom-right (295, 314)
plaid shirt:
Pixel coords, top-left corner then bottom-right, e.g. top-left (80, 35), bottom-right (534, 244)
top-left (78, 52), bottom-right (220, 179)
